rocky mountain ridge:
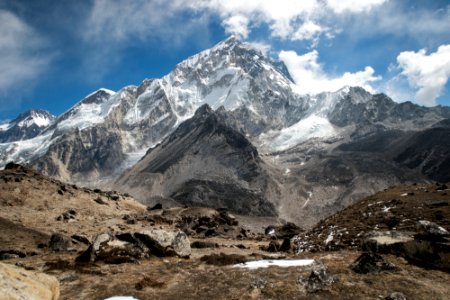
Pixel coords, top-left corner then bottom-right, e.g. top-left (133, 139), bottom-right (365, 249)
top-left (0, 109), bottom-right (55, 143)
top-left (1, 36), bottom-right (450, 226)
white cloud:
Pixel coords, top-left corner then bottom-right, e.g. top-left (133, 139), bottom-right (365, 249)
top-left (279, 50), bottom-right (381, 94)
top-left (222, 15), bottom-right (250, 39)
top-left (397, 45), bottom-right (450, 106)
top-left (247, 41), bottom-right (271, 56)
top-left (0, 10), bottom-right (50, 111)
top-left (190, 0), bottom-right (325, 42)
top-left (292, 20), bottom-right (326, 46)
top-left (326, 0), bottom-right (388, 14)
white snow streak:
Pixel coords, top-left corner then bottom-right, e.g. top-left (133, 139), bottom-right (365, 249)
top-left (234, 259), bottom-right (315, 269)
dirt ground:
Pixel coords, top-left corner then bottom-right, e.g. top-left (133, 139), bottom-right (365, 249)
top-left (1, 166), bottom-right (449, 299)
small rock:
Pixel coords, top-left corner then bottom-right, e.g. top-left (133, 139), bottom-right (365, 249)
top-left (49, 233), bottom-right (72, 251)
top-left (351, 252), bottom-right (398, 274)
top-left (386, 292), bottom-right (407, 300)
top-left (190, 241), bottom-right (218, 249)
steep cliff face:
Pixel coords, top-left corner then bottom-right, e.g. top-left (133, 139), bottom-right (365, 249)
top-left (116, 104), bottom-right (276, 216)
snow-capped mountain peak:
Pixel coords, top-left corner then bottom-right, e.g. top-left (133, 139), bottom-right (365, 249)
top-left (0, 109), bottom-right (55, 143)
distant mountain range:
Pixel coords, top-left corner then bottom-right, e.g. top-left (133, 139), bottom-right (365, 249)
top-left (1, 36), bottom-right (450, 227)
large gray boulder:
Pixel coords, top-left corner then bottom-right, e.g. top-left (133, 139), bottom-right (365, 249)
top-left (76, 233), bottom-right (147, 264)
top-left (351, 252), bottom-right (398, 274)
top-left (135, 230), bottom-right (191, 258)
top-left (416, 220), bottom-right (449, 241)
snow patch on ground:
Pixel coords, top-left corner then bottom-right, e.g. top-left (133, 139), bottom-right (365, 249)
top-left (104, 297), bottom-right (139, 300)
top-left (324, 231), bottom-right (334, 245)
top-left (234, 259), bottom-right (315, 269)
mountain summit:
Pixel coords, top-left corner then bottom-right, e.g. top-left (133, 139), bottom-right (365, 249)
top-left (1, 37), bottom-right (450, 224)
top-left (0, 109), bottom-right (55, 143)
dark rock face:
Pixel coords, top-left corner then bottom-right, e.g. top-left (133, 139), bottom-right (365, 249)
top-left (117, 104), bottom-right (277, 217)
top-left (351, 252), bottom-right (398, 274)
top-left (171, 180), bottom-right (275, 216)
top-left (394, 127), bottom-right (450, 182)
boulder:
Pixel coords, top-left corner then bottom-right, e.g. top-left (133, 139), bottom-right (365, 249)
top-left (76, 233), bottom-right (113, 263)
top-left (49, 233), bottom-right (72, 251)
top-left (415, 220), bottom-right (449, 241)
top-left (135, 230), bottom-right (191, 258)
top-left (265, 222), bottom-right (303, 239)
top-left (401, 239), bottom-right (450, 272)
top-left (299, 264), bottom-right (336, 293)
top-left (351, 252), bottom-right (398, 274)
top-left (0, 262), bottom-right (60, 300)
top-left (95, 239), bottom-right (146, 264)
top-left (76, 233), bottom-right (147, 264)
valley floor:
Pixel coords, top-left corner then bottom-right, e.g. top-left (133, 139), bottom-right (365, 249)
top-left (2, 243), bottom-right (450, 300)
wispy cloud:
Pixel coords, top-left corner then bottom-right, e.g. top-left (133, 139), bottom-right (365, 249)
top-left (78, 0), bottom-right (212, 81)
top-left (279, 50), bottom-right (381, 94)
top-left (0, 10), bottom-right (51, 112)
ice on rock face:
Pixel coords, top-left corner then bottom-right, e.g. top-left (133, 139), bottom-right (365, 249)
top-left (260, 114), bottom-right (338, 152)
top-left (56, 89), bottom-right (119, 130)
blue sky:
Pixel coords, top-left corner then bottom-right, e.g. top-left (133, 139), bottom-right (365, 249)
top-left (1, 0), bottom-right (450, 122)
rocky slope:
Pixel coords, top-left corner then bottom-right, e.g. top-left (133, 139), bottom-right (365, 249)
top-left (293, 182), bottom-right (450, 253)
top-left (116, 104), bottom-right (276, 216)
top-left (1, 165), bottom-right (449, 299)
